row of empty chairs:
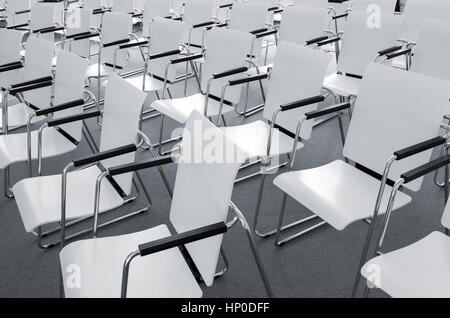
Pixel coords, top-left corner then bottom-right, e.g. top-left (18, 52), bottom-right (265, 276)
top-left (1, 0), bottom-right (450, 298)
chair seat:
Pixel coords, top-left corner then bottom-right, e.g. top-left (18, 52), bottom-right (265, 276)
top-left (0, 103), bottom-right (45, 130)
top-left (60, 224), bottom-right (202, 298)
top-left (220, 120), bottom-right (304, 161)
top-left (125, 74), bottom-right (169, 92)
top-left (13, 165), bottom-right (125, 232)
top-left (86, 63), bottom-right (115, 78)
top-left (151, 93), bottom-right (235, 124)
top-left (323, 73), bottom-right (361, 97)
top-left (362, 231), bottom-right (450, 298)
top-left (273, 160), bottom-right (412, 230)
top-left (0, 127), bottom-right (77, 169)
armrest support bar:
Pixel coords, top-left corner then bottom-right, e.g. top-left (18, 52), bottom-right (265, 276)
top-left (139, 222), bottom-right (227, 256)
top-left (73, 143), bottom-right (137, 168)
top-left (47, 110), bottom-right (100, 128)
top-left (108, 155), bottom-right (174, 176)
top-left (213, 66), bottom-right (248, 79)
top-left (280, 95), bottom-right (325, 112)
top-left (35, 99), bottom-right (85, 116)
top-left (401, 154), bottom-right (450, 184)
top-left (394, 136), bottom-right (445, 160)
top-left (228, 73), bottom-right (268, 86)
top-left (332, 12), bottom-right (349, 20)
top-left (192, 21), bottom-right (216, 29)
top-left (103, 38), bottom-right (130, 48)
top-left (305, 102), bottom-right (350, 120)
top-left (73, 32), bottom-right (100, 41)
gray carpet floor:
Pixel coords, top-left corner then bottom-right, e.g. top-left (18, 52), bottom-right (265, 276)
top-left (0, 39), bottom-right (447, 298)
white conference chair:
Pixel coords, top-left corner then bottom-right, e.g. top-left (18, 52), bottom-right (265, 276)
top-left (0, 50), bottom-right (90, 198)
top-left (4, 0), bottom-right (30, 28)
top-left (271, 63), bottom-right (450, 299)
top-left (12, 75), bottom-right (152, 249)
top-left (59, 110), bottom-right (273, 298)
top-left (151, 27), bottom-right (253, 155)
top-left (140, 0), bottom-right (173, 40)
top-left (361, 173), bottom-right (450, 298)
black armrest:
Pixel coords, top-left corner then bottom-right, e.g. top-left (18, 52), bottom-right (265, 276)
top-left (6, 23), bottom-right (29, 30)
top-left (170, 53), bottom-right (203, 64)
top-left (394, 136), bottom-right (445, 160)
top-left (228, 73), bottom-right (268, 86)
top-left (274, 8), bottom-right (284, 13)
top-left (15, 9), bottom-right (31, 15)
top-left (132, 13), bottom-right (143, 18)
top-left (250, 27), bottom-right (268, 35)
top-left (47, 110), bottom-right (100, 128)
top-left (35, 99), bottom-right (85, 116)
top-left (268, 6), bottom-right (279, 12)
top-left (149, 49), bottom-right (181, 60)
top-left (73, 32), bottom-right (100, 41)
top-left (385, 48), bottom-right (411, 60)
top-left (401, 154), bottom-right (450, 184)
top-left (280, 95), bottom-right (325, 112)
top-left (65, 31), bottom-right (91, 40)
top-left (213, 66), bottom-right (248, 79)
top-left (9, 80), bottom-right (53, 95)
top-left (219, 3), bottom-right (233, 8)
top-left (305, 102), bottom-right (350, 120)
top-left (72, 143), bottom-right (137, 168)
top-left (0, 61), bottom-right (23, 73)
top-left (332, 12), bottom-right (349, 20)
top-left (34, 26), bottom-right (65, 34)
top-left (255, 29), bottom-right (277, 39)
top-left (108, 155), bottom-right (174, 176)
top-left (92, 8), bottom-right (109, 15)
top-left (103, 38), bottom-right (130, 48)
top-left (10, 76), bottom-right (53, 88)
top-left (119, 40), bottom-right (149, 49)
top-left (305, 35), bottom-right (329, 46)
top-left (378, 45), bottom-right (403, 57)
top-left (139, 222), bottom-right (227, 257)
top-left (172, 16), bottom-right (183, 21)
top-left (317, 36), bottom-right (340, 47)
top-left (207, 22), bottom-right (228, 30)
top-left (192, 21), bottom-right (216, 29)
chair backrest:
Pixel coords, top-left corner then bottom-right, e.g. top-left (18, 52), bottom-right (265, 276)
top-left (182, 0), bottom-right (215, 47)
top-left (0, 29), bottom-right (24, 66)
top-left (399, 0), bottom-right (450, 43)
top-left (142, 0), bottom-right (172, 37)
top-left (99, 75), bottom-right (146, 196)
top-left (343, 63), bottom-right (450, 191)
top-left (228, 2), bottom-right (268, 32)
top-left (202, 27), bottom-right (253, 104)
top-left (29, 3), bottom-right (56, 32)
top-left (441, 197), bottom-right (450, 230)
top-left (410, 19), bottom-right (450, 82)
top-left (148, 17), bottom-right (184, 83)
top-left (337, 11), bottom-right (402, 77)
top-left (6, 0), bottom-right (30, 26)
top-left (169, 110), bottom-right (244, 287)
top-left (263, 42), bottom-right (330, 139)
top-left (350, 0), bottom-right (397, 13)
top-left (278, 6), bottom-right (329, 45)
top-left (52, 50), bottom-right (89, 142)
top-left (112, 0), bottom-right (134, 13)
top-left (101, 12), bottom-right (132, 66)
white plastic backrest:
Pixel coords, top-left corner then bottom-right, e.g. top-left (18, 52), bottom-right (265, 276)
top-left (83, 0), bottom-right (103, 11)
top-left (99, 75), bottom-right (146, 195)
top-left (30, 3), bottom-right (56, 31)
top-left (202, 28), bottom-right (253, 104)
top-left (148, 17), bottom-right (184, 82)
top-left (228, 3), bottom-right (268, 32)
top-left (101, 12), bottom-right (132, 44)
top-left (7, 0), bottom-right (30, 25)
top-left (65, 8), bottom-right (90, 36)
top-left (52, 51), bottom-right (89, 142)
top-left (182, 0), bottom-right (215, 46)
top-left (263, 42), bottom-right (330, 139)
top-left (442, 196), bottom-right (450, 230)
top-left (292, 0), bottom-right (329, 8)
top-left (142, 0), bottom-right (172, 37)
top-left (343, 63), bottom-right (450, 191)
top-left (337, 12), bottom-right (402, 76)
top-left (350, 0), bottom-right (397, 13)
top-left (278, 6), bottom-right (329, 45)
top-left (0, 29), bottom-right (23, 65)
top-left (411, 19), bottom-right (450, 82)
top-left (112, 0), bottom-right (134, 13)
top-left (399, 0), bottom-right (450, 43)
top-left (170, 110), bottom-right (244, 287)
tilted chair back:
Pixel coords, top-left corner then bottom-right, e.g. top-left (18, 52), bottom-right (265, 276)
top-left (99, 75), bottom-right (146, 196)
top-left (410, 19), bottom-right (450, 82)
top-left (278, 6), bottom-right (329, 45)
top-left (182, 0), bottom-right (215, 47)
top-left (263, 42), bottom-right (331, 140)
top-left (51, 50), bottom-right (90, 142)
top-left (398, 0), bottom-right (450, 44)
top-left (142, 0), bottom-right (172, 37)
top-left (201, 28), bottom-right (253, 105)
top-left (0, 29), bottom-right (24, 88)
top-left (65, 8), bottom-right (91, 58)
top-left (148, 17), bottom-right (184, 83)
top-left (343, 63), bottom-right (450, 192)
top-left (169, 110), bottom-right (244, 286)
top-left (21, 37), bottom-right (55, 111)
top-left (337, 11), bottom-right (402, 77)
top-left (350, 0), bottom-right (397, 13)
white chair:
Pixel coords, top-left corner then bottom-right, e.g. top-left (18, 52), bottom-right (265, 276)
top-left (151, 27), bottom-right (253, 155)
top-left (4, 0), bottom-right (30, 28)
top-left (12, 75), bottom-right (157, 249)
top-left (59, 110), bottom-right (273, 298)
top-left (271, 63), bottom-right (450, 299)
top-left (181, 0), bottom-right (216, 52)
top-left (141, 0), bottom-right (173, 39)
top-left (361, 179), bottom-right (450, 297)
